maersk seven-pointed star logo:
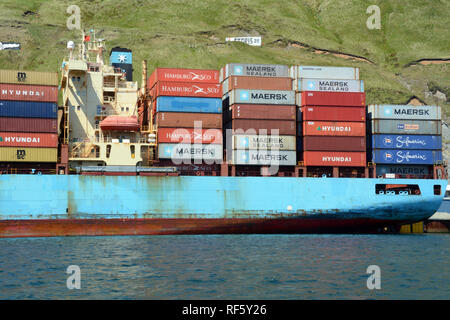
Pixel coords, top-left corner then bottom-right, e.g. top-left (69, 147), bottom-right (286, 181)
top-left (165, 146), bottom-right (172, 155)
top-left (234, 65), bottom-right (243, 75)
top-left (240, 137), bottom-right (249, 147)
top-left (240, 90), bottom-right (250, 101)
top-left (306, 80), bottom-right (316, 90)
top-left (241, 152), bottom-right (248, 161)
top-left (383, 106), bottom-right (393, 116)
top-left (117, 54), bottom-right (127, 63)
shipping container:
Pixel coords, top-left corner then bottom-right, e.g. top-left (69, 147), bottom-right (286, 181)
top-left (155, 96), bottom-right (222, 113)
top-left (301, 106), bottom-right (365, 122)
top-left (372, 149), bottom-right (442, 165)
top-left (157, 128), bottom-right (222, 144)
top-left (294, 79), bottom-right (364, 93)
top-left (222, 76), bottom-right (292, 95)
top-left (0, 147), bottom-right (57, 162)
top-left (303, 121), bottom-right (366, 136)
top-left (0, 84), bottom-right (58, 102)
top-left (151, 81), bottom-right (221, 98)
top-left (158, 143), bottom-right (223, 161)
top-left (368, 105), bottom-right (441, 120)
top-left (220, 63), bottom-right (289, 81)
top-left (375, 164), bottom-right (432, 176)
top-left (109, 48), bottom-right (132, 65)
top-left (227, 89), bottom-right (295, 105)
top-left (372, 134), bottom-right (442, 150)
top-left (290, 66), bottom-right (360, 80)
top-left (371, 119), bottom-right (442, 135)
top-left (297, 92), bottom-right (366, 107)
top-left (232, 134), bottom-right (296, 150)
top-left (225, 104), bottom-right (296, 121)
top-left (112, 63), bottom-right (133, 81)
top-left (0, 100), bottom-right (57, 119)
top-left (156, 112), bottom-right (222, 129)
top-left (302, 136), bottom-right (366, 152)
top-left (0, 132), bottom-right (58, 148)
top-left (0, 69), bottom-right (59, 86)
top-left (148, 68), bottom-right (220, 88)
top-left (0, 117), bottom-right (57, 133)
top-left (303, 151), bottom-right (366, 167)
top-left (225, 119), bottom-right (296, 135)
top-left (232, 150), bottom-right (296, 166)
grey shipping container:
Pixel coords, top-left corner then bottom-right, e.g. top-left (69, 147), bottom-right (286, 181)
top-left (227, 89), bottom-right (295, 105)
top-left (371, 119), bottom-right (442, 135)
top-left (290, 66), bottom-right (360, 80)
top-left (368, 104), bottom-right (441, 120)
top-left (375, 164), bottom-right (432, 176)
top-left (232, 150), bottom-right (297, 166)
top-left (220, 63), bottom-right (289, 82)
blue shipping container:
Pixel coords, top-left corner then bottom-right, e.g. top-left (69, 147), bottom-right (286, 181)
top-left (372, 149), bottom-right (442, 165)
top-left (372, 134), bottom-right (442, 150)
top-left (0, 100), bottom-right (57, 119)
top-left (156, 96), bottom-right (222, 114)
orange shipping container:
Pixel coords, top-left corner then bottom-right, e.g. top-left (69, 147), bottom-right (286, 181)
top-left (303, 121), bottom-right (365, 137)
top-left (223, 76), bottom-right (292, 94)
top-left (303, 151), bottom-right (366, 167)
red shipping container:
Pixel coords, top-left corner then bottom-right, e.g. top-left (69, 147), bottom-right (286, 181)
top-left (0, 83), bottom-right (58, 102)
top-left (156, 112), bottom-right (222, 129)
top-left (226, 119), bottom-right (296, 135)
top-left (303, 121), bottom-right (365, 136)
top-left (299, 91), bottom-right (366, 107)
top-left (303, 151), bottom-right (366, 167)
top-left (0, 132), bottom-right (58, 148)
top-left (303, 136), bottom-right (366, 151)
top-left (223, 76), bottom-right (292, 93)
top-left (148, 68), bottom-right (220, 88)
top-left (158, 128), bottom-right (222, 144)
top-left (301, 106), bottom-right (366, 122)
top-left (227, 104), bottom-right (296, 121)
top-left (150, 81), bottom-right (221, 99)
top-left (0, 117), bottom-right (57, 133)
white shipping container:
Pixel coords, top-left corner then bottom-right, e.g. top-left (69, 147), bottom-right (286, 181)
top-left (294, 79), bottom-right (364, 92)
top-left (232, 135), bottom-right (296, 150)
top-left (290, 65), bottom-right (360, 80)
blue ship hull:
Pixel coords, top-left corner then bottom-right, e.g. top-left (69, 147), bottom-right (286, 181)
top-left (0, 175), bottom-right (446, 237)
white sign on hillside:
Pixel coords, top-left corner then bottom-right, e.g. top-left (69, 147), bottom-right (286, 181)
top-left (226, 37), bottom-right (262, 46)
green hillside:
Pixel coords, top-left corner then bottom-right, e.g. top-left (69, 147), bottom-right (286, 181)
top-left (1, 0), bottom-right (449, 117)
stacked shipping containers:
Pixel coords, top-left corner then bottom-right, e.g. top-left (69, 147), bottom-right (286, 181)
top-left (0, 70), bottom-right (59, 165)
top-left (368, 104), bottom-right (443, 178)
top-left (148, 68), bottom-right (223, 167)
top-left (221, 63), bottom-right (297, 168)
top-left (292, 66), bottom-right (366, 174)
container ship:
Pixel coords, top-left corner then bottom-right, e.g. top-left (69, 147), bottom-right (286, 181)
top-left (0, 32), bottom-right (447, 237)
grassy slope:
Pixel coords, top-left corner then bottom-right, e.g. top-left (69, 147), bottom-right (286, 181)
top-left (0, 0), bottom-right (449, 115)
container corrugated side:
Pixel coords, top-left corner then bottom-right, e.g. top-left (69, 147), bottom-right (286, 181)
top-left (228, 89), bottom-right (295, 105)
top-left (0, 117), bottom-right (57, 133)
top-left (296, 92), bottom-right (366, 107)
top-left (231, 150), bottom-right (296, 166)
top-left (0, 70), bottom-right (59, 86)
top-left (368, 105), bottom-right (441, 120)
top-left (375, 165), bottom-right (432, 176)
top-left (226, 104), bottom-right (296, 121)
top-left (0, 147), bottom-right (57, 162)
top-left (303, 151), bottom-right (366, 167)
top-left (158, 143), bottom-right (223, 161)
top-left (232, 135), bottom-right (296, 150)
top-left (290, 66), bottom-right (359, 80)
top-left (223, 76), bottom-right (292, 95)
top-left (225, 119), bottom-right (296, 135)
top-left (155, 96), bottom-right (222, 113)
top-left (148, 68), bottom-right (220, 88)
top-left (301, 106), bottom-right (365, 122)
top-left (0, 100), bottom-right (57, 118)
top-left (156, 112), bottom-right (222, 129)
top-left (372, 149), bottom-right (442, 165)
top-left (157, 128), bottom-right (222, 144)
top-left (294, 79), bottom-right (364, 93)
top-left (303, 121), bottom-right (366, 136)
top-left (372, 134), bottom-right (442, 150)
top-left (221, 63), bottom-right (289, 81)
top-left (0, 84), bottom-right (58, 102)
top-left (0, 132), bottom-right (58, 148)
top-left (150, 81), bottom-right (221, 98)
top-left (371, 119), bottom-right (442, 135)
top-left (302, 136), bottom-right (366, 151)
